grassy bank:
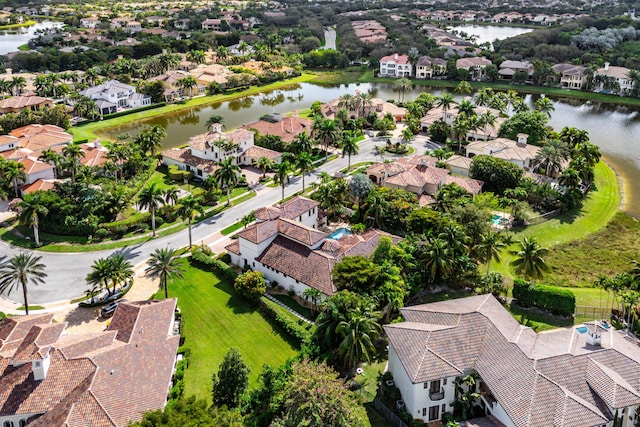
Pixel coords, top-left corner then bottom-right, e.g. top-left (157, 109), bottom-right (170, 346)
top-left (70, 73), bottom-right (317, 142)
top-left (0, 20), bottom-right (36, 29)
top-left (156, 260), bottom-right (298, 399)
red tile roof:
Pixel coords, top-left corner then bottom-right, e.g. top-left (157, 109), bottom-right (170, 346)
top-left (242, 117), bottom-right (312, 144)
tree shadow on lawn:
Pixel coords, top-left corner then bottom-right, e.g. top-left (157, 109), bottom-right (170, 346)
top-left (508, 302), bottom-right (574, 329)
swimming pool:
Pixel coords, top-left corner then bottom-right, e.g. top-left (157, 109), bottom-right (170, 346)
top-left (491, 215), bottom-right (502, 226)
top-left (576, 326), bottom-right (588, 334)
top-left (327, 227), bottom-right (352, 240)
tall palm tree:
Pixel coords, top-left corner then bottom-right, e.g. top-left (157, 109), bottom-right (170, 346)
top-left (62, 143), bottom-right (85, 181)
top-left (294, 152), bottom-right (313, 192)
top-left (108, 254), bottom-right (133, 295)
top-left (534, 97), bottom-right (555, 118)
top-left (0, 252), bottom-right (47, 315)
top-left (363, 190), bottom-right (387, 228)
top-left (17, 193), bottom-right (49, 247)
top-left (509, 237), bottom-right (550, 287)
top-left (479, 110), bottom-right (497, 141)
top-left (392, 78), bottom-right (413, 103)
top-left (186, 49), bottom-right (206, 65)
top-left (178, 196), bottom-right (204, 248)
top-left (457, 99), bottom-right (476, 116)
top-left (274, 161), bottom-right (291, 200)
top-left (535, 140), bottom-right (569, 177)
top-left (213, 157), bottom-right (241, 205)
top-left (136, 125), bottom-right (167, 158)
top-left (314, 118), bottom-right (340, 161)
top-left (336, 304), bottom-right (382, 370)
top-left (341, 131), bottom-right (359, 169)
top-left (164, 186), bottom-right (180, 206)
top-left (177, 76), bottom-right (198, 98)
top-left (205, 114), bottom-right (224, 131)
top-left (253, 156), bottom-right (274, 179)
top-left (10, 76), bottom-right (26, 96)
top-left (3, 160), bottom-right (25, 196)
top-left (358, 92), bottom-right (374, 118)
top-left (454, 80), bottom-right (472, 94)
top-left (436, 93), bottom-right (455, 123)
top-left (145, 247), bottom-right (186, 299)
top-left (86, 257), bottom-right (113, 296)
top-left (137, 183), bottom-right (166, 237)
top-left (422, 237), bottom-right (455, 283)
top-left (39, 148), bottom-right (63, 178)
top-left (474, 231), bottom-right (509, 274)
top-left (291, 131), bottom-right (313, 154)
top-left (337, 93), bottom-right (356, 111)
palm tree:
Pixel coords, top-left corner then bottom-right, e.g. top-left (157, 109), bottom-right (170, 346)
top-left (559, 168), bottom-right (581, 191)
top-left (358, 92), bottom-right (374, 118)
top-left (479, 110), bottom-right (497, 141)
top-left (137, 183), bottom-right (166, 237)
top-left (62, 143), bottom-right (85, 181)
top-left (216, 45), bottom-right (229, 61)
top-left (177, 76), bottom-right (198, 98)
top-left (436, 93), bottom-right (455, 123)
top-left (108, 254), bottom-right (133, 295)
top-left (303, 288), bottom-right (322, 317)
top-left (454, 80), bottom-right (472, 94)
top-left (86, 257), bottom-right (113, 297)
top-left (535, 140), bottom-right (569, 177)
top-left (457, 99), bottom-right (476, 116)
top-left (314, 118), bottom-right (340, 161)
top-left (392, 78), bottom-right (413, 103)
top-left (0, 252), bottom-right (47, 315)
top-left (17, 193), bottom-right (49, 247)
top-left (253, 156), bottom-right (274, 179)
top-left (451, 115), bottom-right (470, 153)
top-left (363, 190), bottom-right (387, 228)
top-left (39, 148), bottom-right (63, 178)
top-left (145, 247), bottom-right (186, 299)
top-left (474, 231), bottom-right (509, 274)
top-left (205, 114), bottom-right (224, 131)
top-left (336, 305), bottom-right (382, 370)
top-left (10, 76), bottom-right (26, 96)
top-left (422, 237), bottom-right (454, 283)
top-left (337, 93), bottom-right (356, 111)
top-left (291, 131), bottom-right (313, 154)
top-left (341, 131), bottom-right (359, 169)
top-left (135, 125), bottom-right (167, 158)
top-left (294, 152), bottom-right (314, 192)
top-left (3, 160), bottom-right (25, 196)
top-left (186, 49), bottom-right (206, 66)
top-left (164, 186), bottom-right (180, 206)
top-left (213, 157), bottom-right (241, 205)
top-left (534, 97), bottom-right (555, 118)
top-left (509, 237), bottom-right (550, 287)
top-left (274, 161), bottom-right (291, 200)
top-left (178, 196), bottom-right (204, 248)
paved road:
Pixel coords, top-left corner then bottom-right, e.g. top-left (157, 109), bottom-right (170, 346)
top-left (322, 27), bottom-right (336, 50)
top-left (1, 134), bottom-right (424, 305)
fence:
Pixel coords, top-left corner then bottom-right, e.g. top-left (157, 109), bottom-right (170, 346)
top-left (575, 305), bottom-right (611, 319)
top-left (524, 209), bottom-right (562, 226)
top-left (374, 398), bottom-right (410, 427)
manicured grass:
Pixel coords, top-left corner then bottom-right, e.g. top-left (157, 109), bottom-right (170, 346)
top-left (0, 20), bottom-right (36, 29)
top-left (70, 73), bottom-right (317, 142)
top-left (16, 305), bottom-right (45, 311)
top-left (340, 161), bottom-right (373, 174)
top-left (492, 161), bottom-right (620, 279)
top-left (156, 260), bottom-right (298, 400)
top-left (221, 221), bottom-right (244, 236)
top-left (271, 294), bottom-right (313, 319)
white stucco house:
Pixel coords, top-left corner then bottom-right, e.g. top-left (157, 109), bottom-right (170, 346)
top-left (465, 133), bottom-right (540, 171)
top-left (161, 124), bottom-right (281, 180)
top-left (379, 54), bottom-right (412, 78)
top-left (594, 62), bottom-right (636, 95)
top-left (80, 80), bottom-right (151, 115)
top-left (225, 196), bottom-right (401, 298)
top-left (386, 294), bottom-right (640, 426)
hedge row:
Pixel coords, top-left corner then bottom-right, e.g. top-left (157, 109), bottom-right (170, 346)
top-left (258, 296), bottom-right (314, 343)
top-left (513, 279), bottom-right (576, 316)
top-left (190, 252), bottom-right (238, 281)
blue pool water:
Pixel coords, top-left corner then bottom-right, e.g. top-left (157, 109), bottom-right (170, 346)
top-left (600, 323), bottom-right (611, 330)
top-left (491, 215), bottom-right (501, 226)
top-left (327, 227), bottom-right (352, 240)
top-left (576, 326), bottom-right (588, 334)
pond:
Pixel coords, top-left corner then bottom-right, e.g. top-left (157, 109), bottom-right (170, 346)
top-left (98, 82), bottom-right (640, 218)
top-left (449, 24), bottom-right (533, 48)
top-left (0, 21), bottom-right (63, 55)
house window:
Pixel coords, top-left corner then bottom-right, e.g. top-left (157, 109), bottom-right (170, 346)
top-left (428, 405), bottom-right (439, 421)
top-left (443, 378), bottom-right (447, 385)
top-left (442, 404), bottom-right (446, 414)
top-left (429, 380), bottom-right (441, 393)
top-left (4, 422), bottom-right (15, 427)
top-left (35, 361), bottom-right (40, 367)
top-left (422, 408), bottom-right (427, 417)
top-left (424, 382), bottom-right (429, 389)
top-left (19, 420), bottom-right (27, 427)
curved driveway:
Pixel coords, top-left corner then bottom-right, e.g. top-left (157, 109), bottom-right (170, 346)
top-left (1, 136), bottom-right (412, 305)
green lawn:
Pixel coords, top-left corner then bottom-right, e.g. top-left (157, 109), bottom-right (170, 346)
top-left (271, 294), bottom-right (313, 319)
top-left (155, 260), bottom-right (298, 400)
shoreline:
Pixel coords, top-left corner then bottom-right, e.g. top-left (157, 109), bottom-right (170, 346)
top-left (0, 20), bottom-right (36, 30)
top-left (603, 155), bottom-right (636, 220)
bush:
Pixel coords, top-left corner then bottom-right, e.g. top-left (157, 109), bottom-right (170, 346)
top-left (258, 297), bottom-right (313, 342)
top-left (217, 252), bottom-right (231, 263)
top-left (234, 271), bottom-right (266, 300)
top-left (94, 228), bottom-right (109, 240)
top-left (190, 253), bottom-right (238, 281)
top-left (99, 211), bottom-right (151, 232)
top-left (168, 164), bottom-right (192, 182)
top-left (512, 279), bottom-right (576, 316)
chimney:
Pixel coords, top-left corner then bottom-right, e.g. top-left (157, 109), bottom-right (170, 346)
top-left (604, 62), bottom-right (610, 71)
top-left (394, 53), bottom-right (398, 60)
top-left (211, 123), bottom-right (222, 134)
top-left (32, 354), bottom-right (51, 381)
top-left (516, 133), bottom-right (528, 147)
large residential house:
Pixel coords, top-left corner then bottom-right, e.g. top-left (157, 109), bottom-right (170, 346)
top-left (594, 62), bottom-right (635, 95)
top-left (161, 124), bottom-right (280, 180)
top-left (226, 196), bottom-right (400, 298)
top-left (366, 155), bottom-right (483, 204)
top-left (242, 114), bottom-right (313, 144)
top-left (80, 80), bottom-right (151, 115)
top-left (498, 60), bottom-right (533, 80)
top-left (415, 56), bottom-right (447, 79)
top-left (386, 294), bottom-right (640, 426)
top-left (465, 134), bottom-right (540, 171)
top-left (420, 105), bottom-right (506, 140)
top-left (379, 54), bottom-right (412, 78)
top-left (456, 57), bottom-right (492, 81)
top-left (0, 299), bottom-right (180, 427)
top-left (0, 95), bottom-right (53, 115)
top-left (189, 64), bottom-right (233, 90)
top-left (553, 63), bottom-right (587, 90)
top-left (321, 93), bottom-right (407, 122)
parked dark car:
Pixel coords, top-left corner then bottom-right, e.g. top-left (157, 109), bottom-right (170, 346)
top-left (101, 299), bottom-right (127, 318)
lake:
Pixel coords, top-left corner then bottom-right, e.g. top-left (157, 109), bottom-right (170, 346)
top-left (98, 83), bottom-right (640, 218)
top-left (449, 24), bottom-right (533, 48)
top-left (0, 21), bottom-right (63, 55)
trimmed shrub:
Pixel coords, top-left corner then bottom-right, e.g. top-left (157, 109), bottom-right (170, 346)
top-left (258, 297), bottom-right (313, 342)
top-left (513, 279), bottom-right (576, 316)
top-left (99, 211), bottom-right (151, 232)
top-left (234, 271), bottom-right (266, 300)
top-left (94, 228), bottom-right (109, 240)
top-left (190, 253), bottom-right (238, 281)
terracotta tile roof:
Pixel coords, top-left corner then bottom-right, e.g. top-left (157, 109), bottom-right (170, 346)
top-left (445, 175), bottom-right (484, 194)
top-left (161, 148), bottom-right (220, 174)
top-left (244, 145), bottom-right (281, 160)
top-left (80, 143), bottom-right (109, 167)
top-left (277, 218), bottom-right (327, 246)
top-left (225, 239), bottom-right (241, 255)
top-left (386, 294), bottom-right (640, 427)
top-left (257, 235), bottom-right (337, 295)
top-left (0, 95), bottom-right (52, 110)
top-left (20, 179), bottom-right (57, 194)
top-left (418, 194), bottom-right (435, 206)
top-left (466, 138), bottom-right (540, 163)
top-left (0, 299), bottom-right (179, 427)
top-left (278, 196), bottom-right (319, 220)
top-left (235, 219), bottom-right (279, 244)
top-left (19, 156), bottom-right (55, 175)
top-left (254, 206), bottom-right (282, 221)
top-left (8, 124), bottom-right (72, 152)
top-left (242, 117), bottom-right (312, 143)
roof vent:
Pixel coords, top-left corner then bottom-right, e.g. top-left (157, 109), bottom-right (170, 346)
top-left (32, 354), bottom-right (50, 381)
top-left (586, 325), bottom-right (602, 346)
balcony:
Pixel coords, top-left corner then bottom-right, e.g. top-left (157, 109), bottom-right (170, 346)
top-left (429, 390), bottom-right (445, 401)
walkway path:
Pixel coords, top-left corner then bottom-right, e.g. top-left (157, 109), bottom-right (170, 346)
top-left (264, 293), bottom-right (314, 325)
top-left (0, 133), bottom-right (420, 306)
